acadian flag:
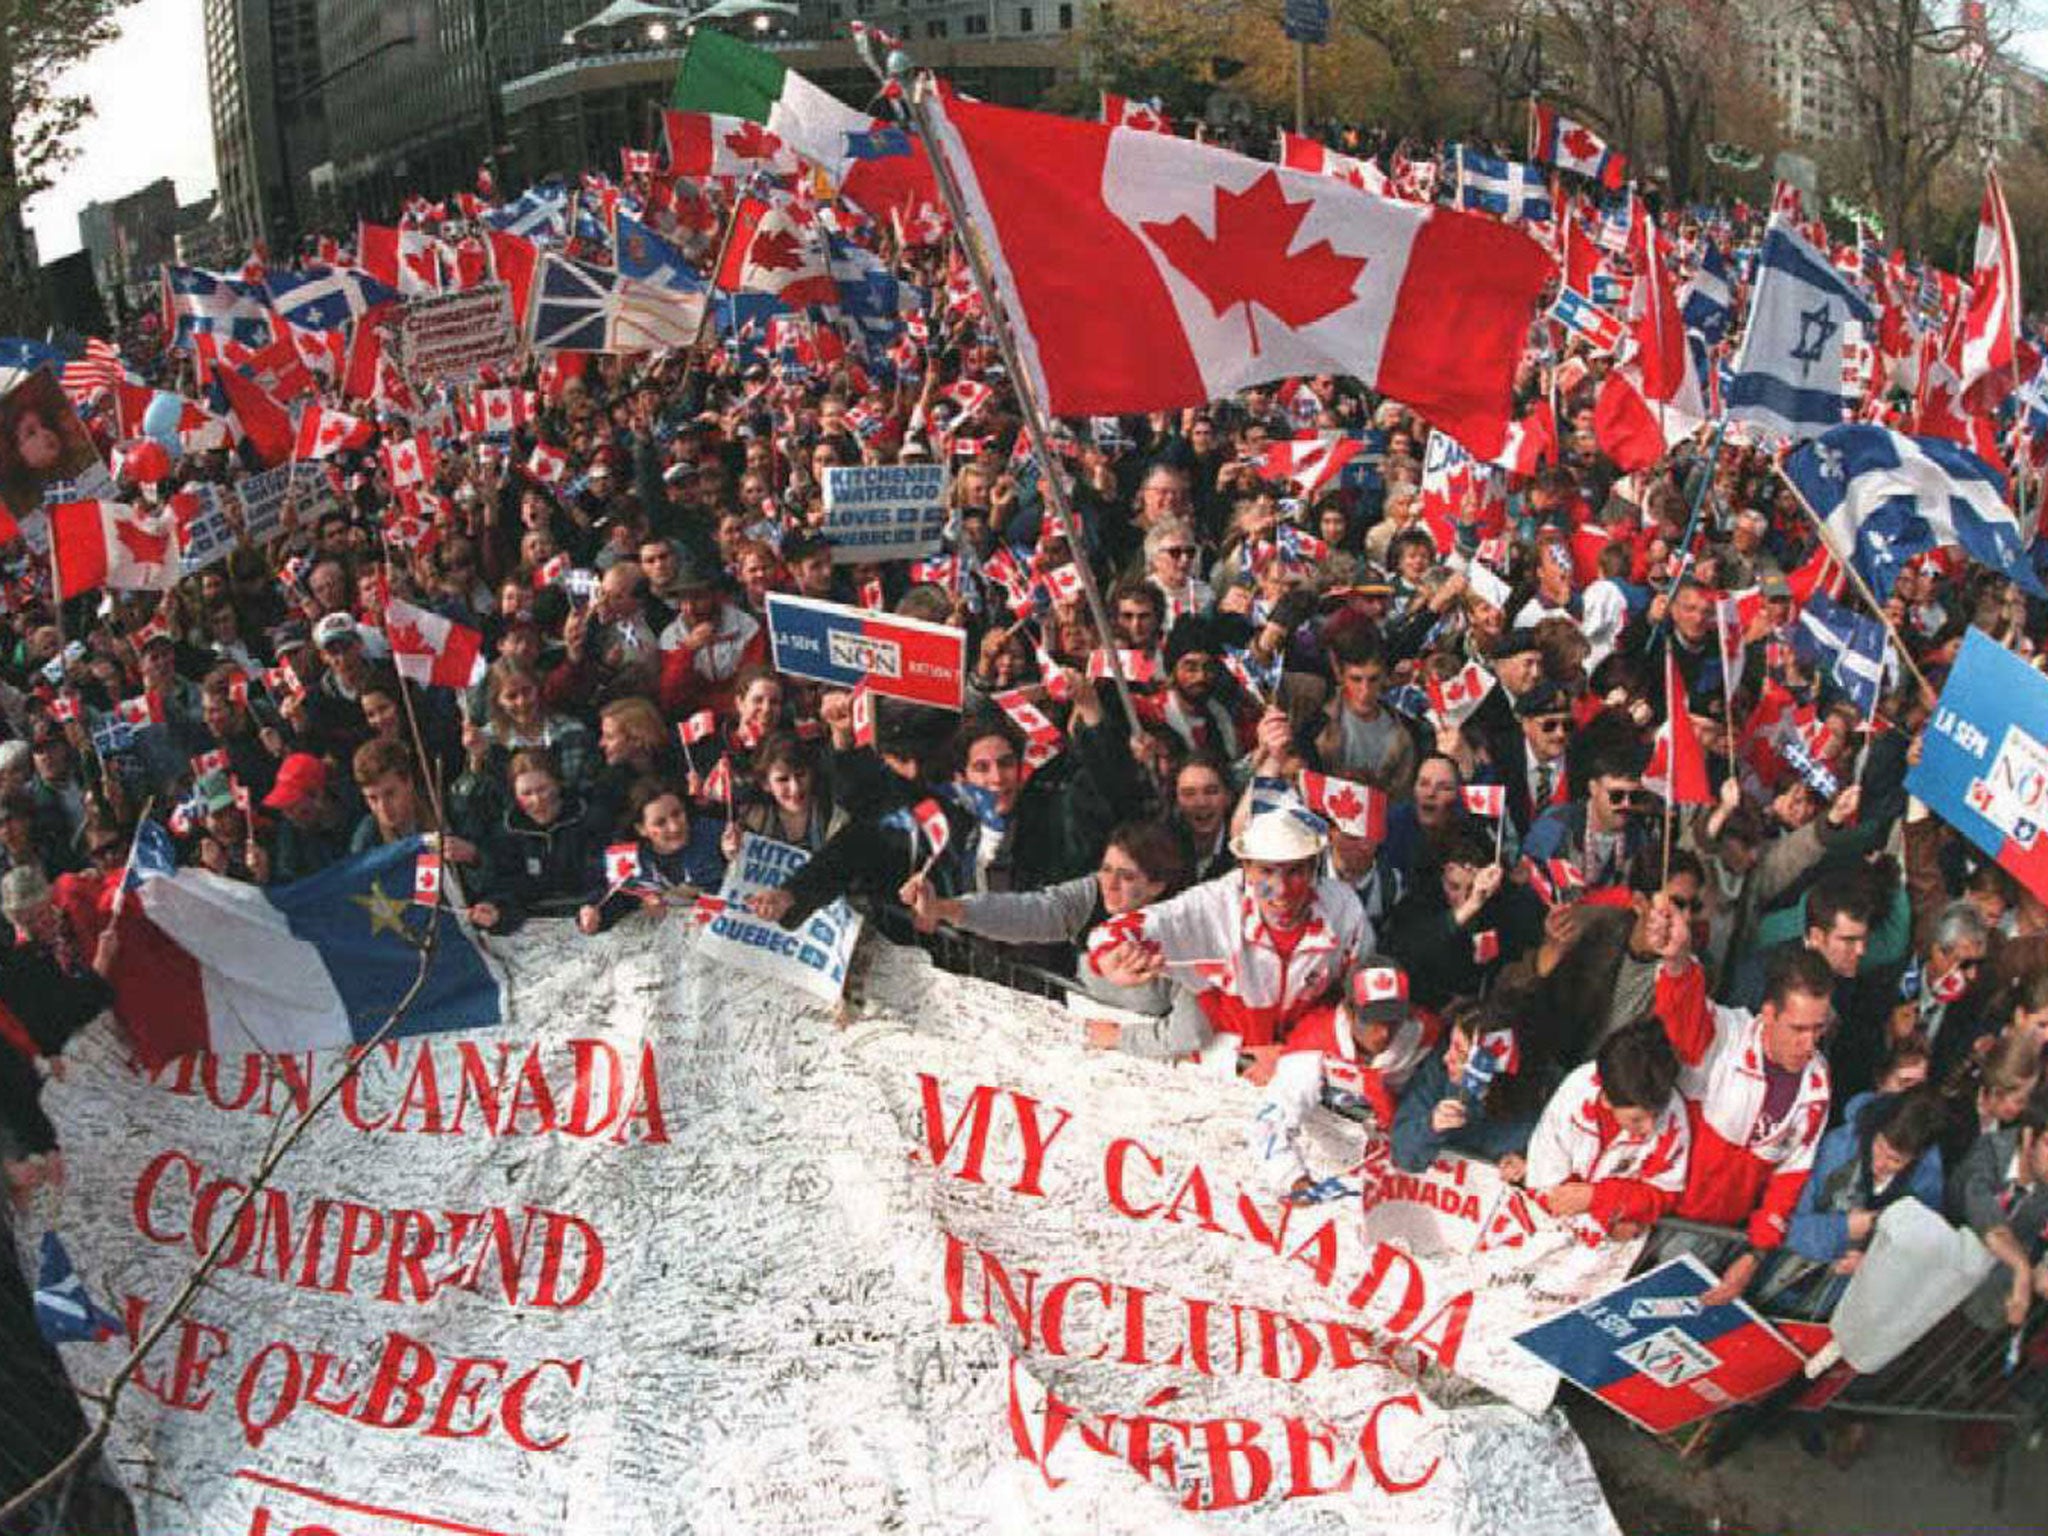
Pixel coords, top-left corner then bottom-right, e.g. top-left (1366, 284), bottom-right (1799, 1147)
top-left (671, 29), bottom-right (869, 173)
top-left (108, 837), bottom-right (502, 1068)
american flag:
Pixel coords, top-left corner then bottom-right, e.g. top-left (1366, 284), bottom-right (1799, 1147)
top-left (60, 339), bottom-right (132, 402)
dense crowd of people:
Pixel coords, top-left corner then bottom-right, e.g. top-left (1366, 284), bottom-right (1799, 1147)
top-left (0, 95), bottom-right (2045, 1501)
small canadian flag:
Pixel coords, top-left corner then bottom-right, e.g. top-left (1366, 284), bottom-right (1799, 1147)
top-left (263, 664), bottom-right (303, 698)
top-left (700, 755), bottom-right (734, 807)
top-left (49, 694), bottom-right (79, 724)
top-left (190, 749), bottom-right (229, 778)
top-left (413, 847), bottom-right (443, 904)
top-left (225, 673), bottom-right (251, 708)
top-left (691, 895), bottom-right (727, 925)
top-left (859, 576), bottom-right (884, 612)
top-left (381, 434), bottom-right (437, 490)
top-left (605, 842), bottom-right (642, 887)
top-left (527, 442), bottom-right (569, 486)
top-left (1461, 785), bottom-right (1508, 817)
top-left (115, 694), bottom-right (164, 727)
top-left (850, 683), bottom-right (875, 748)
top-left (1351, 966), bottom-right (1409, 1006)
top-left (913, 797), bottom-right (950, 859)
top-left (533, 552), bottom-right (571, 588)
top-left (1472, 929), bottom-right (1501, 964)
top-left (680, 710), bottom-right (718, 746)
top-left (1043, 564), bottom-right (1084, 603)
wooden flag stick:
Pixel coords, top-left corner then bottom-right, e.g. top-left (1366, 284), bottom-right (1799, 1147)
top-left (897, 68), bottom-right (1142, 735)
top-left (1771, 457), bottom-right (1936, 703)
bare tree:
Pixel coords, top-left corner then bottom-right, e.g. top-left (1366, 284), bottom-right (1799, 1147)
top-left (1808, 0), bottom-right (2014, 247)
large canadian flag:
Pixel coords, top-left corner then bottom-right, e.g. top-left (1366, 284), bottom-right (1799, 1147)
top-left (933, 97), bottom-right (1554, 458)
top-left (1959, 166), bottom-right (2021, 414)
top-left (49, 501), bottom-right (181, 598)
top-left (384, 597), bottom-right (486, 688)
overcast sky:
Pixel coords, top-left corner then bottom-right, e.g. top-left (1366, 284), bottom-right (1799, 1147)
top-left (23, 0), bottom-right (2048, 262)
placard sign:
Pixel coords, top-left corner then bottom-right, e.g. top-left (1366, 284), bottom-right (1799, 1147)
top-left (765, 591), bottom-right (966, 709)
top-left (821, 464), bottom-right (949, 564)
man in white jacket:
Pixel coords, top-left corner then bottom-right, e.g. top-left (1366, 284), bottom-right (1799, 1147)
top-left (1523, 1016), bottom-right (1691, 1245)
top-left (1088, 808), bottom-right (1369, 1079)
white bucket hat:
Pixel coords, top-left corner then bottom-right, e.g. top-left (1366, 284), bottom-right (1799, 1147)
top-left (1229, 808), bottom-right (1328, 864)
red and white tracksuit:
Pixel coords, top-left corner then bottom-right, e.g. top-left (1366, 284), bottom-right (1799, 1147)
top-left (1654, 957), bottom-right (1831, 1248)
top-left (1524, 1060), bottom-right (1691, 1237)
top-left (1087, 870), bottom-right (1369, 1054)
top-left (1250, 1004), bottom-right (1439, 1191)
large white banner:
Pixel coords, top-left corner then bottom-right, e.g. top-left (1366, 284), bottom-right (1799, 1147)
top-left (26, 924), bottom-right (1626, 1534)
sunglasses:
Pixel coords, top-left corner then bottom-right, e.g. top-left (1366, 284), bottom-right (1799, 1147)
top-left (1532, 716), bottom-right (1571, 733)
top-left (1161, 546), bottom-right (1197, 558)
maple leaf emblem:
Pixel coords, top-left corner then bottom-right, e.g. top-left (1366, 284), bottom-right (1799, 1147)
top-left (386, 618), bottom-right (428, 655)
top-left (114, 515), bottom-right (171, 567)
top-left (1561, 125), bottom-right (1601, 161)
top-left (723, 121), bottom-right (783, 161)
top-left (1324, 784), bottom-right (1365, 822)
top-left (749, 228), bottom-right (804, 273)
top-left (1140, 172), bottom-right (1366, 355)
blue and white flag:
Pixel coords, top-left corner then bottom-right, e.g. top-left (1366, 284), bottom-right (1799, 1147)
top-left (1726, 226), bottom-right (1874, 442)
top-left (614, 210), bottom-right (705, 293)
top-left (1783, 424), bottom-right (2045, 599)
top-left (123, 817), bottom-right (180, 892)
top-left (164, 267), bottom-right (276, 354)
top-left (264, 265), bottom-right (399, 332)
top-left (483, 184), bottom-right (568, 241)
top-left (1453, 146), bottom-right (1553, 224)
top-left (528, 253), bottom-right (705, 355)
top-left (34, 1232), bottom-right (124, 1345)
top-left (1792, 590), bottom-right (1889, 715)
top-left (1681, 241), bottom-right (1734, 346)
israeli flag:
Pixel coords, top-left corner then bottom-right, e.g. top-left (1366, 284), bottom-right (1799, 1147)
top-left (1681, 241), bottom-right (1734, 345)
top-left (1783, 424), bottom-right (2045, 599)
top-left (1727, 226), bottom-right (1875, 442)
top-left (1792, 590), bottom-right (1889, 715)
top-left (1452, 146), bottom-right (1553, 224)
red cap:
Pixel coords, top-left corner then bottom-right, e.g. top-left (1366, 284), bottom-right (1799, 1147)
top-left (262, 752), bottom-right (328, 811)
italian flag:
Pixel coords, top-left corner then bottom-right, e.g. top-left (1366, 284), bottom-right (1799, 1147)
top-left (670, 29), bottom-right (868, 173)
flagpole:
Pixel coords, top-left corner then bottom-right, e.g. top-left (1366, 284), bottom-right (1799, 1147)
top-left (894, 67), bottom-right (1142, 733)
top-left (1769, 456), bottom-right (1936, 702)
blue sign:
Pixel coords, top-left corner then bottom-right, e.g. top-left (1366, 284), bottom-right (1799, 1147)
top-left (1514, 1256), bottom-right (1807, 1433)
top-left (1283, 0), bottom-right (1330, 43)
top-left (1906, 626), bottom-right (2048, 907)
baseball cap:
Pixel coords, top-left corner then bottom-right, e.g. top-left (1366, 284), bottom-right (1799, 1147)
top-left (1348, 961), bottom-right (1412, 1026)
top-left (313, 613), bottom-right (359, 650)
top-left (263, 753), bottom-right (328, 811)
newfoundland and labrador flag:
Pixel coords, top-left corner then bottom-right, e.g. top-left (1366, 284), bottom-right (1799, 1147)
top-left (109, 837), bottom-right (501, 1068)
top-left (1782, 423), bottom-right (2043, 599)
top-left (931, 96), bottom-right (1554, 459)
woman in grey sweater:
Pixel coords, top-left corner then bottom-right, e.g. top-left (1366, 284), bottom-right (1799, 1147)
top-left (900, 820), bottom-right (1194, 1055)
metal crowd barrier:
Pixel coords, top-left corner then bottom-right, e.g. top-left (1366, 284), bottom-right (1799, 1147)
top-left (859, 912), bottom-right (2048, 1454)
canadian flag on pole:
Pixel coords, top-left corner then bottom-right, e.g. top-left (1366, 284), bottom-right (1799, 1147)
top-left (1460, 784), bottom-right (1508, 818)
top-left (526, 442), bottom-right (569, 486)
top-left (1426, 660), bottom-right (1496, 729)
top-left (932, 97), bottom-right (1555, 458)
top-left (383, 596), bottom-right (487, 689)
top-left (605, 843), bottom-right (642, 888)
top-left (1277, 130), bottom-right (1388, 197)
top-left (1101, 92), bottom-right (1172, 134)
top-left (381, 434), bottom-right (437, 490)
top-left (1257, 436), bottom-right (1364, 496)
top-left (293, 405), bottom-right (373, 461)
top-left (1643, 646), bottom-right (1712, 805)
top-left (1959, 166), bottom-right (2021, 414)
top-left (1299, 769), bottom-right (1388, 841)
top-left (913, 798), bottom-right (951, 859)
top-left (49, 501), bottom-right (180, 598)
top-left (413, 847), bottom-right (443, 905)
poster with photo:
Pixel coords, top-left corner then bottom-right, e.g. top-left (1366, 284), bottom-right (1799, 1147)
top-left (0, 368), bottom-right (105, 524)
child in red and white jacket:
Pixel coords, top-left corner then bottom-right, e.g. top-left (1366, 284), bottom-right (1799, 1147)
top-left (1250, 960), bottom-right (1439, 1200)
top-left (1524, 1016), bottom-right (1691, 1243)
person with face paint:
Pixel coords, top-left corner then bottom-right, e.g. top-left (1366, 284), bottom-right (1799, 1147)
top-left (1087, 807), bottom-right (1369, 1082)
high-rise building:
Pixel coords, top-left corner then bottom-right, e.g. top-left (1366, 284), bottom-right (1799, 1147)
top-left (205, 0), bottom-right (328, 255)
top-left (313, 0), bottom-right (591, 223)
top-left (76, 178), bottom-right (180, 306)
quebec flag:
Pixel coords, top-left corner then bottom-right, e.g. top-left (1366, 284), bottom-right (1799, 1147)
top-left (1452, 146), bottom-right (1553, 224)
top-left (1782, 424), bottom-right (2044, 600)
top-left (1727, 226), bottom-right (1874, 441)
top-left (34, 1232), bottom-right (125, 1345)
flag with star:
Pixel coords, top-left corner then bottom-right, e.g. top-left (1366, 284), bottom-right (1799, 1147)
top-left (107, 837), bottom-right (502, 1068)
top-left (1727, 225), bottom-right (1875, 443)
